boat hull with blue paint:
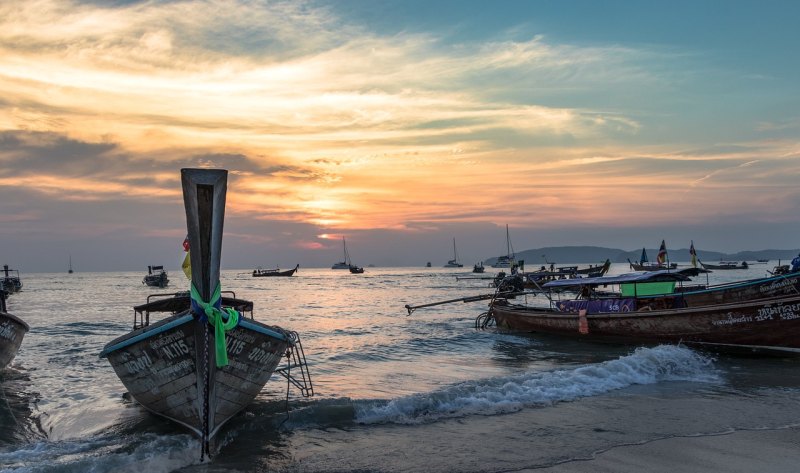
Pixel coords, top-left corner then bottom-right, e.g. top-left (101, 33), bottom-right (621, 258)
top-left (0, 310), bottom-right (28, 369)
top-left (100, 306), bottom-right (290, 439)
top-left (100, 169), bottom-right (308, 451)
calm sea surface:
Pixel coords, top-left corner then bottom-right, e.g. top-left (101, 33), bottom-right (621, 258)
top-left (2, 263), bottom-right (800, 472)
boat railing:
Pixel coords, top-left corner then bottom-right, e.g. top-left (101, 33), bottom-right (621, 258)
top-left (133, 290), bottom-right (247, 330)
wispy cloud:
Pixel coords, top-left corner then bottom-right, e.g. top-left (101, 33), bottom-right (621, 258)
top-left (0, 0), bottom-right (797, 242)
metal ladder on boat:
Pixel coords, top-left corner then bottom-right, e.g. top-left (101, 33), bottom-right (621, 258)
top-left (276, 330), bottom-right (314, 397)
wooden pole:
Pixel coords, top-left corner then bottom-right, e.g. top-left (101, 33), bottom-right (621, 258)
top-left (181, 169), bottom-right (228, 301)
top-left (405, 291), bottom-right (529, 315)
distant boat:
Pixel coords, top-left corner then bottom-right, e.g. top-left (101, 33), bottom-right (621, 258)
top-left (0, 265), bottom-right (22, 294)
top-left (0, 289), bottom-right (28, 369)
top-left (628, 244), bottom-right (677, 271)
top-left (332, 238), bottom-right (351, 269)
top-left (68, 255), bottom-right (74, 274)
top-left (699, 260), bottom-right (749, 270)
top-left (252, 264), bottom-right (299, 277)
top-left (472, 262), bottom-right (485, 273)
top-left (426, 262), bottom-right (432, 267)
top-left (491, 225), bottom-right (515, 268)
top-left (334, 238), bottom-right (363, 273)
top-left (100, 168), bottom-right (313, 457)
top-left (142, 265), bottom-right (169, 288)
top-left (552, 259), bottom-right (612, 278)
top-left (628, 259), bottom-right (677, 271)
top-left (756, 259), bottom-right (769, 263)
top-left (443, 238), bottom-right (463, 268)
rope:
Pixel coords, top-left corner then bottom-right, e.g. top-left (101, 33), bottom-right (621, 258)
top-left (200, 322), bottom-right (210, 461)
top-left (278, 349), bottom-right (292, 429)
top-left (190, 282), bottom-right (237, 461)
top-left (190, 283), bottom-right (239, 368)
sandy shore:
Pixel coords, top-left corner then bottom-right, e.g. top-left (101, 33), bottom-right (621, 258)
top-left (529, 427), bottom-right (800, 473)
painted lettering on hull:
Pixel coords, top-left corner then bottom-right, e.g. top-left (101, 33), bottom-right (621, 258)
top-left (0, 321), bottom-right (18, 342)
top-left (123, 350), bottom-right (153, 374)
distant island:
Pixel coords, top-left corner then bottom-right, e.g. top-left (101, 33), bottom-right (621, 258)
top-left (483, 246), bottom-right (800, 266)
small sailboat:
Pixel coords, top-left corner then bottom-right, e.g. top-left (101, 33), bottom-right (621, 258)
top-left (0, 289), bottom-right (28, 369)
top-left (491, 225), bottom-right (515, 268)
top-left (443, 238), bottom-right (463, 268)
top-left (100, 169), bottom-right (313, 458)
top-left (68, 255), bottom-right (74, 274)
top-left (345, 242), bottom-right (364, 273)
top-left (331, 238), bottom-right (351, 269)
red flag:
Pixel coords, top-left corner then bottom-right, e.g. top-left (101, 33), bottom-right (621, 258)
top-left (657, 240), bottom-right (667, 264)
top-left (182, 236), bottom-right (190, 252)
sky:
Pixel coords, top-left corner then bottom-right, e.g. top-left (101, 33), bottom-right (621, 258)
top-left (2, 0), bottom-right (800, 272)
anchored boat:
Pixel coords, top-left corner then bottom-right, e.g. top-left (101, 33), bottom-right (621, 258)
top-left (252, 264), bottom-right (299, 277)
top-left (0, 290), bottom-right (28, 369)
top-left (443, 238), bottom-right (463, 268)
top-left (100, 169), bottom-right (313, 458)
top-left (699, 260), bottom-right (749, 270)
top-left (485, 270), bottom-right (800, 354)
top-left (1, 265), bottom-right (22, 294)
top-left (143, 265), bottom-right (169, 288)
top-left (331, 238), bottom-right (351, 269)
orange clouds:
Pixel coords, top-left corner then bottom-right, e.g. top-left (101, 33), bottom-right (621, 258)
top-left (1, 0), bottom-right (798, 240)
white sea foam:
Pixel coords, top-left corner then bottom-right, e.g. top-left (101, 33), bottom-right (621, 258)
top-left (354, 345), bottom-right (720, 424)
top-left (0, 433), bottom-right (199, 473)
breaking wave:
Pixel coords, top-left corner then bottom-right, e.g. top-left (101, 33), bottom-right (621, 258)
top-left (354, 344), bottom-right (720, 424)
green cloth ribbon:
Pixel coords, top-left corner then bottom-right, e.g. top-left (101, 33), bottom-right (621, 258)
top-left (190, 282), bottom-right (240, 368)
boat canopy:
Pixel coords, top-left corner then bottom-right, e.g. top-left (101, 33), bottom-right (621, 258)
top-left (542, 270), bottom-right (691, 289)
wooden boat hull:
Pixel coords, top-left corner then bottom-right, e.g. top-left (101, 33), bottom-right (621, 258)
top-left (628, 262), bottom-right (677, 271)
top-left (143, 274), bottom-right (169, 288)
top-left (699, 262), bottom-right (748, 270)
top-left (491, 295), bottom-right (800, 351)
top-left (0, 311), bottom-right (29, 369)
top-left (252, 265), bottom-right (298, 277)
top-left (0, 279), bottom-right (22, 294)
top-left (100, 312), bottom-right (290, 438)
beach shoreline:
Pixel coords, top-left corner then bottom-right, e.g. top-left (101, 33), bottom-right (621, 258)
top-left (530, 427), bottom-right (800, 473)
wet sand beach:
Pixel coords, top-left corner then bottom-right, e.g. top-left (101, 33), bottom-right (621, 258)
top-left (534, 427), bottom-right (800, 473)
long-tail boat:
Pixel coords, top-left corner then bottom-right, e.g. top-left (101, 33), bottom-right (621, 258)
top-left (1, 265), bottom-right (22, 294)
top-left (486, 270), bottom-right (800, 354)
top-left (699, 260), bottom-right (749, 270)
top-left (0, 290), bottom-right (28, 369)
top-left (142, 265), bottom-right (170, 288)
top-left (100, 169), bottom-right (312, 458)
top-left (252, 264), bottom-right (299, 277)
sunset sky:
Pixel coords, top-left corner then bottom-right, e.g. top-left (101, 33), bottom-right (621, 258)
top-left (2, 0), bottom-right (800, 271)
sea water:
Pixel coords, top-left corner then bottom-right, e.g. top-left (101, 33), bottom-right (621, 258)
top-left (1, 264), bottom-right (800, 472)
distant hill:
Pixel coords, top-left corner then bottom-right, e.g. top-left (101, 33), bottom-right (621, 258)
top-left (483, 246), bottom-right (800, 267)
